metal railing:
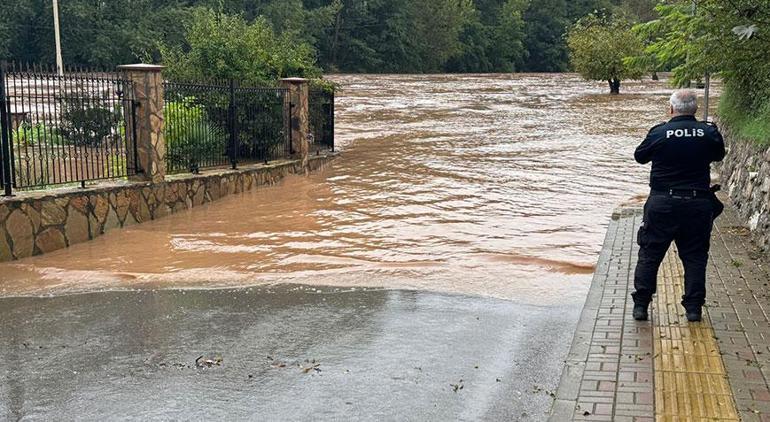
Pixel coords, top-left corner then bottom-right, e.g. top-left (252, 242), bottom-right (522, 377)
top-left (309, 88), bottom-right (335, 154)
top-left (0, 65), bottom-right (333, 193)
top-left (163, 80), bottom-right (290, 174)
top-left (0, 62), bottom-right (137, 195)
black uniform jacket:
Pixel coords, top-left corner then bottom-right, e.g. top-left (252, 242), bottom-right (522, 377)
top-left (635, 115), bottom-right (726, 191)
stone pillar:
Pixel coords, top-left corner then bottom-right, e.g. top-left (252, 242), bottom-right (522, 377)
top-left (280, 78), bottom-right (309, 167)
top-left (118, 64), bottom-right (166, 183)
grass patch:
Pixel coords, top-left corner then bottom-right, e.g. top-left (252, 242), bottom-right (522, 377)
top-left (718, 84), bottom-right (770, 147)
top-left (738, 110), bottom-right (770, 146)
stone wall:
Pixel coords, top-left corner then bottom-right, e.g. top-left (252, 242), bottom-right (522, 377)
top-left (0, 155), bottom-right (336, 262)
top-left (719, 128), bottom-right (770, 251)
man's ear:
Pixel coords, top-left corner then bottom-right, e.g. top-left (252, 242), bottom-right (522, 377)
top-left (669, 106), bottom-right (674, 115)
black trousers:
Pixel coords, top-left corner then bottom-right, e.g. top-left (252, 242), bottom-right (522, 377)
top-left (632, 194), bottom-right (718, 312)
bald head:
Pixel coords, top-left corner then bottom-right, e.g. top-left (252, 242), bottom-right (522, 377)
top-left (670, 90), bottom-right (699, 116)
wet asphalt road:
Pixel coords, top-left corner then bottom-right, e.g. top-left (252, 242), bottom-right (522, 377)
top-left (0, 286), bottom-right (579, 421)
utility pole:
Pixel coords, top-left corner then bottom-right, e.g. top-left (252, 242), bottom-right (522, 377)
top-left (331, 9), bottom-right (341, 68)
top-left (689, 1), bottom-right (710, 121)
top-left (683, 1), bottom-right (696, 88)
top-left (52, 0), bottom-right (64, 75)
top-left (703, 73), bottom-right (711, 121)
top-left (692, 1), bottom-right (711, 120)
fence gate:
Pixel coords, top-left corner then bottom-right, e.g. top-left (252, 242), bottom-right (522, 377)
top-left (0, 62), bottom-right (138, 195)
top-left (309, 89), bottom-right (335, 154)
top-left (0, 63), bottom-right (13, 196)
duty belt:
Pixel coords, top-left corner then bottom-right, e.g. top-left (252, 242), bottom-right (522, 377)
top-left (650, 188), bottom-right (710, 199)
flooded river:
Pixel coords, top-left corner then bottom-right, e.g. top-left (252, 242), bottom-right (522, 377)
top-left (0, 74), bottom-right (685, 303)
top-left (1, 74), bottom-right (719, 421)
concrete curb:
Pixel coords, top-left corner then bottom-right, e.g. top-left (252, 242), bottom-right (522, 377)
top-left (549, 207), bottom-right (643, 420)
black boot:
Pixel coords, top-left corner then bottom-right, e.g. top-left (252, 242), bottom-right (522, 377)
top-left (686, 310), bottom-right (702, 322)
top-left (633, 304), bottom-right (649, 321)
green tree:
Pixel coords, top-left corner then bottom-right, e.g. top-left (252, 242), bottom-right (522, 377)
top-left (626, 2), bottom-right (708, 87)
top-left (319, 0), bottom-right (416, 72)
top-left (0, 0), bottom-right (670, 74)
top-left (520, 0), bottom-right (655, 72)
top-left (614, 0), bottom-right (657, 22)
top-left (259, 0), bottom-right (341, 48)
top-left (412, 0), bottom-right (475, 72)
top-left (492, 0), bottom-right (529, 71)
top-left (0, 2), bottom-right (18, 59)
top-left (0, 0), bottom-right (55, 64)
top-left (619, 0), bottom-right (770, 143)
top-left (316, 0), bottom-right (473, 73)
top-left (567, 14), bottom-right (644, 94)
top-left (522, 0), bottom-right (569, 72)
top-left (445, 0), bottom-right (528, 73)
top-left (0, 0), bottom-right (191, 66)
top-left (447, 18), bottom-right (493, 72)
top-left (159, 8), bottom-right (320, 85)
top-left (567, 0), bottom-right (611, 21)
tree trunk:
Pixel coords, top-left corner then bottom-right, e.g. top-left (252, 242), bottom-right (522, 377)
top-left (609, 78), bottom-right (621, 95)
top-left (331, 10), bottom-right (342, 67)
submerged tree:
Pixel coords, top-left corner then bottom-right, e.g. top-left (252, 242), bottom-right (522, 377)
top-left (567, 14), bottom-right (644, 94)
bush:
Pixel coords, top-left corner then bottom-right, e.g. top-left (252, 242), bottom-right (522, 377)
top-left (11, 122), bottom-right (64, 146)
top-left (164, 97), bottom-right (228, 173)
top-left (59, 97), bottom-right (120, 147)
top-left (232, 91), bottom-right (288, 162)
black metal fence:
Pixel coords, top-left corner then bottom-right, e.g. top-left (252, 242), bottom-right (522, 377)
top-left (0, 62), bottom-right (137, 194)
top-left (309, 89), bottom-right (335, 154)
top-left (163, 80), bottom-right (290, 174)
top-left (0, 63), bottom-right (334, 193)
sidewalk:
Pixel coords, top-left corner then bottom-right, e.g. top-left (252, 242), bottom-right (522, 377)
top-left (550, 198), bottom-right (770, 421)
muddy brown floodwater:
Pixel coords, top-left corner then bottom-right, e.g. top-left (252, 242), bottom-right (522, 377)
top-left (0, 74), bottom-right (710, 304)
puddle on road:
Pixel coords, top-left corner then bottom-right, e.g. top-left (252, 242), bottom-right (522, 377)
top-left (0, 74), bottom-right (718, 305)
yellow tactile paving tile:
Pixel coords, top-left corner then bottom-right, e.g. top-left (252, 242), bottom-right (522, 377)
top-left (653, 249), bottom-right (740, 421)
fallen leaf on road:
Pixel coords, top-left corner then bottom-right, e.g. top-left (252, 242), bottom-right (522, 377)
top-left (301, 363), bottom-right (321, 373)
top-left (195, 355), bottom-right (223, 368)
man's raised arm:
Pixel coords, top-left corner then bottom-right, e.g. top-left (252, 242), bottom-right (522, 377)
top-left (709, 124), bottom-right (726, 162)
top-left (634, 128), bottom-right (659, 164)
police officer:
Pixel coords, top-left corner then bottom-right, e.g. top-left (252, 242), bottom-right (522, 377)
top-left (632, 89), bottom-right (726, 322)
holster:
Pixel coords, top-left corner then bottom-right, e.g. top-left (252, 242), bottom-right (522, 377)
top-left (709, 185), bottom-right (725, 221)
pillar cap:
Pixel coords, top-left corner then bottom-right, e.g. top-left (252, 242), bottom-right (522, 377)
top-left (280, 77), bottom-right (309, 84)
top-left (117, 64), bottom-right (165, 72)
